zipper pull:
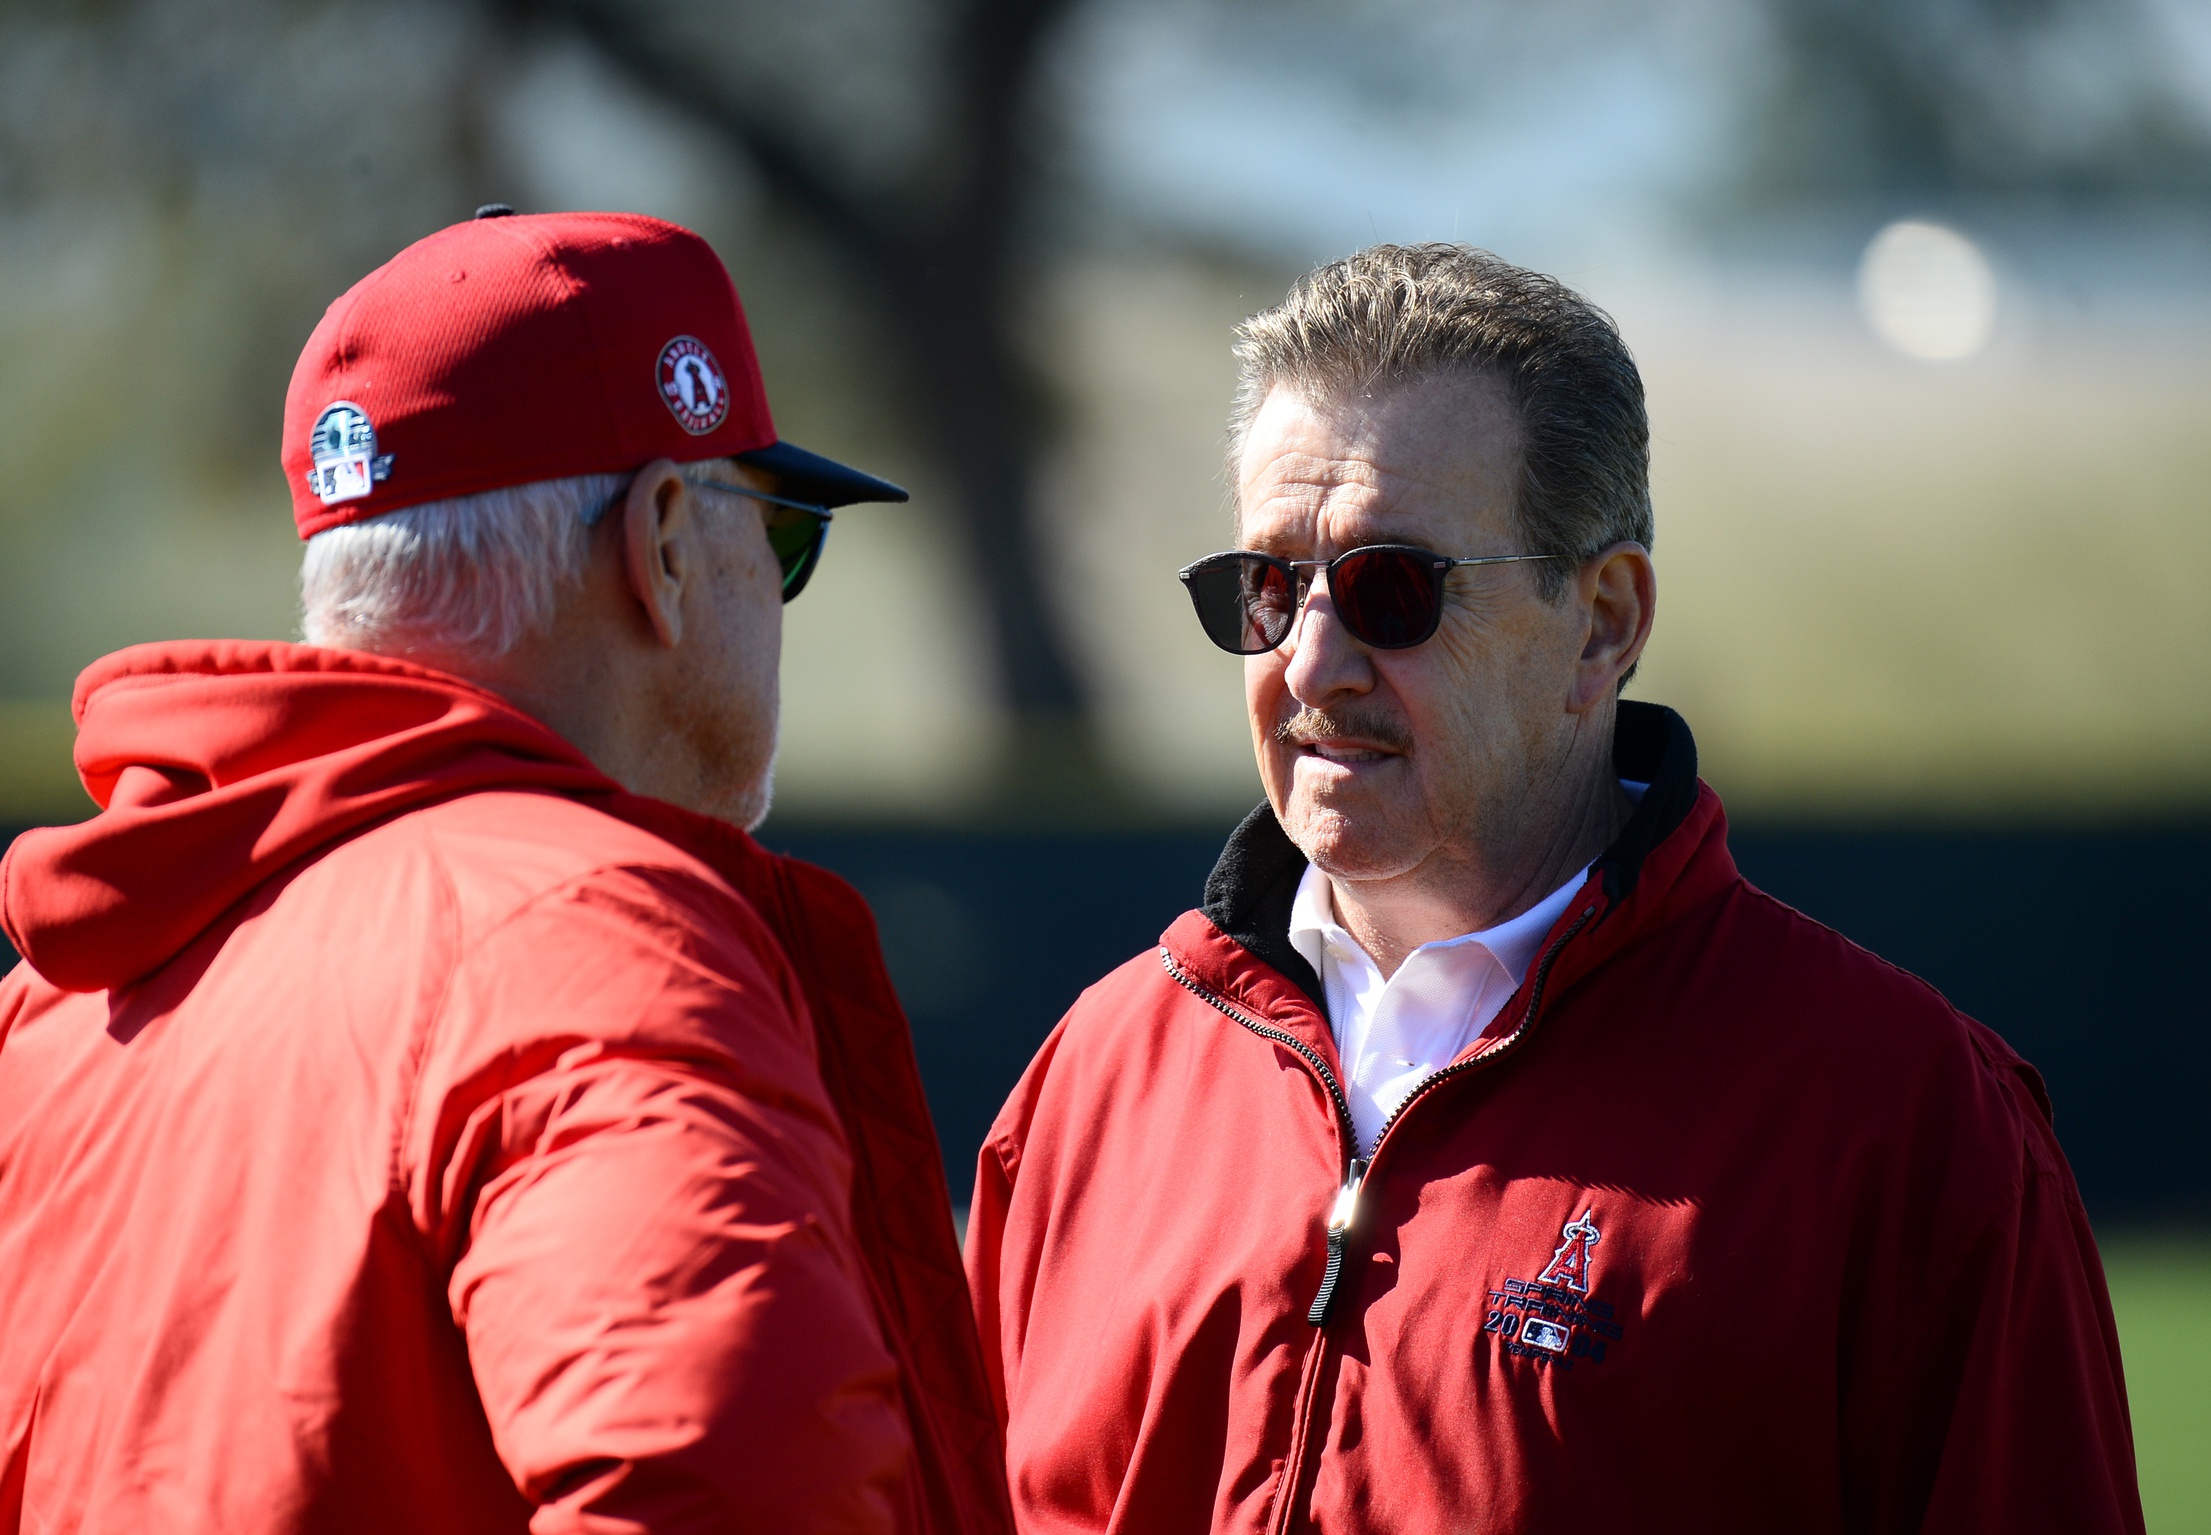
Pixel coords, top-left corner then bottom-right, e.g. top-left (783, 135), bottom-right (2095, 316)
top-left (1306, 1157), bottom-right (1369, 1327)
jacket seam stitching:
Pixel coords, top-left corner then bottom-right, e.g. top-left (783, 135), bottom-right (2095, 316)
top-left (983, 1126), bottom-right (1023, 1186)
top-left (1734, 883), bottom-right (1964, 1016)
top-left (389, 851), bottom-right (463, 1210)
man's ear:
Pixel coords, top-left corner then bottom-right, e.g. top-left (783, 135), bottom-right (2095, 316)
top-left (1568, 541), bottom-right (1656, 714)
top-left (619, 458), bottom-right (693, 648)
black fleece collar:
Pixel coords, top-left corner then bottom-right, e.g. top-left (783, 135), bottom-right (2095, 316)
top-left (1596, 701), bottom-right (1701, 908)
top-left (1199, 803), bottom-right (1321, 1009)
top-left (1200, 701), bottom-right (1703, 1013)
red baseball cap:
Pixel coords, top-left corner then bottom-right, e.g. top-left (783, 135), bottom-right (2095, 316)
top-left (281, 208), bottom-right (906, 539)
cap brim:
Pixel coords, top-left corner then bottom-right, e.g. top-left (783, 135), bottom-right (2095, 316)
top-left (736, 440), bottom-right (909, 508)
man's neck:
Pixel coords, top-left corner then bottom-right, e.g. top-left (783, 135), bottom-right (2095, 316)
top-left (1326, 765), bottom-right (1635, 980)
top-left (400, 632), bottom-right (690, 811)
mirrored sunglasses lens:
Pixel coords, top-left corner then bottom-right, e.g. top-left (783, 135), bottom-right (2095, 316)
top-left (766, 509), bottom-right (821, 571)
top-left (1186, 556), bottom-right (1294, 654)
top-left (767, 510), bottom-right (828, 601)
top-left (1333, 548), bottom-right (1440, 648)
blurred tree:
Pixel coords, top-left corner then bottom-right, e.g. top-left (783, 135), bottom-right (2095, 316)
top-left (0, 0), bottom-right (494, 480)
top-left (1154, 0), bottom-right (2211, 208)
top-left (1, 0), bottom-right (1117, 808)
top-left (488, 0), bottom-right (1110, 807)
top-left (1748, 0), bottom-right (2211, 202)
top-left (0, 0), bottom-right (506, 707)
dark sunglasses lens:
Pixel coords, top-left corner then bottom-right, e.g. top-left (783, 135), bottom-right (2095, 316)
top-left (1333, 548), bottom-right (1442, 648)
top-left (766, 509), bottom-right (829, 602)
top-left (1184, 555), bottom-right (1295, 654)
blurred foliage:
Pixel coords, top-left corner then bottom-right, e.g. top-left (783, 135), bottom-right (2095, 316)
top-left (0, 1), bottom-right (494, 468)
top-left (488, 0), bottom-right (1105, 770)
top-left (0, 703), bottom-right (85, 821)
top-left (1751, 0), bottom-right (2211, 203)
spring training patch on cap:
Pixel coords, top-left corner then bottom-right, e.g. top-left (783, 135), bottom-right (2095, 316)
top-left (306, 402), bottom-right (394, 506)
top-left (657, 335), bottom-right (729, 435)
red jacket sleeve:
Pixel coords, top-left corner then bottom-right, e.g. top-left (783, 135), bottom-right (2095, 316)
top-left (1843, 1032), bottom-right (2143, 1534)
top-left (409, 866), bottom-right (911, 1534)
top-left (964, 1017), bottom-right (1074, 1439)
top-left (963, 1134), bottom-right (1017, 1434)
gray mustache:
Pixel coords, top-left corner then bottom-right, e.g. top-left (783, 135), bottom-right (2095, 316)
top-left (1275, 707), bottom-right (1414, 754)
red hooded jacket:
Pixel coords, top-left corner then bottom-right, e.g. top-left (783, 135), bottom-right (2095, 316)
top-left (965, 703), bottom-right (2142, 1534)
top-left (0, 641), bottom-right (1011, 1535)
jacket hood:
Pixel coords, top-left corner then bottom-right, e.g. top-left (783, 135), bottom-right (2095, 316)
top-left (0, 640), bottom-right (617, 993)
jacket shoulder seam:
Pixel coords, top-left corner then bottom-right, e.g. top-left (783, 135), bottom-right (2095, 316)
top-left (1732, 882), bottom-right (1967, 1020)
top-left (389, 849), bottom-right (463, 1209)
top-left (391, 844), bottom-right (765, 1241)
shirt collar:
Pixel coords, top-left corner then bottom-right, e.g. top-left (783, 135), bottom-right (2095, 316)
top-left (1286, 862), bottom-right (1339, 983)
top-left (1290, 860), bottom-right (1584, 992)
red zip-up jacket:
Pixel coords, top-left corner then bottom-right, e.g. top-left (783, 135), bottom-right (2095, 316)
top-left (966, 703), bottom-right (2142, 1534)
top-left (0, 641), bottom-right (1011, 1535)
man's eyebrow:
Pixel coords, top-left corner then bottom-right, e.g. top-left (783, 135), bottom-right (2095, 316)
top-left (1345, 525), bottom-right (1436, 547)
top-left (1242, 524), bottom-right (1441, 556)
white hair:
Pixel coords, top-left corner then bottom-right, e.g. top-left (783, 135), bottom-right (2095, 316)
top-left (300, 473), bottom-right (625, 657)
top-left (301, 462), bottom-right (732, 658)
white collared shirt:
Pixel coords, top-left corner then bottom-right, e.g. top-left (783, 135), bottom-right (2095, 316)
top-left (1288, 782), bottom-right (1648, 1155)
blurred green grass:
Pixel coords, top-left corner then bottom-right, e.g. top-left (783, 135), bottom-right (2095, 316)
top-left (0, 701), bottom-right (89, 823)
top-left (2107, 1233), bottom-right (2211, 1532)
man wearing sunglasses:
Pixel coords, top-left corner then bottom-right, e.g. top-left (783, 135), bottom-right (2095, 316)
top-left (965, 244), bottom-right (2140, 1532)
top-left (0, 212), bottom-right (1009, 1533)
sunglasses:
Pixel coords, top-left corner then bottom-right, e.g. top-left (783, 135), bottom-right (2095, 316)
top-left (695, 479), bottom-right (834, 602)
top-left (1178, 544), bottom-right (1559, 654)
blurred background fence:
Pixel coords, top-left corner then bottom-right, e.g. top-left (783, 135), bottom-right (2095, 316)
top-left (763, 820), bottom-right (2211, 1229)
top-left (3, 0), bottom-right (2209, 1522)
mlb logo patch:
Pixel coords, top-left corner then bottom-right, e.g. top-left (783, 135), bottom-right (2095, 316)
top-left (306, 402), bottom-right (394, 506)
top-left (1521, 1318), bottom-right (1571, 1354)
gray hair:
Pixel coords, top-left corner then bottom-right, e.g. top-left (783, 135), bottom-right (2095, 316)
top-left (300, 473), bottom-right (624, 657)
top-left (300, 463), bottom-right (726, 658)
top-left (1230, 243), bottom-right (1652, 602)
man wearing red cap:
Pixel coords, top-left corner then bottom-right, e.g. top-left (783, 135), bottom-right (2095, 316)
top-left (0, 210), bottom-right (1008, 1534)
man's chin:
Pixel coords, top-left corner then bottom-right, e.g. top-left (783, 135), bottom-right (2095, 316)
top-left (691, 759), bottom-right (774, 831)
top-left (1276, 781), bottom-right (1428, 883)
top-left (731, 763), bottom-right (775, 832)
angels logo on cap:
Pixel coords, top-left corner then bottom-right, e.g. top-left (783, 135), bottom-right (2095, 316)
top-left (658, 336), bottom-right (729, 435)
top-left (307, 402), bottom-right (394, 506)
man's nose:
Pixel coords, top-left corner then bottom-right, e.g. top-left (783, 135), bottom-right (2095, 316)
top-left (1281, 573), bottom-right (1374, 704)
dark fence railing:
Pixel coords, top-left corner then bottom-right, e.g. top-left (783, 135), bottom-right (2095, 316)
top-left (764, 820), bottom-right (2211, 1225)
top-left (5, 818), bottom-right (2205, 1223)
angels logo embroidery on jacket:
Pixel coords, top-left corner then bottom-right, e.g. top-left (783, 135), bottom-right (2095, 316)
top-left (1484, 1210), bottom-right (1625, 1370)
top-left (1536, 1210), bottom-right (1600, 1293)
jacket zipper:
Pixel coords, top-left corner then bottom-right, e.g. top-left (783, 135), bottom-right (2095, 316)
top-left (1158, 946), bottom-right (1360, 1535)
top-left (1161, 902), bottom-right (1595, 1535)
top-left (1304, 1155), bottom-right (1369, 1325)
top-left (1159, 949), bottom-right (1369, 1319)
top-left (1160, 900), bottom-right (1595, 1326)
